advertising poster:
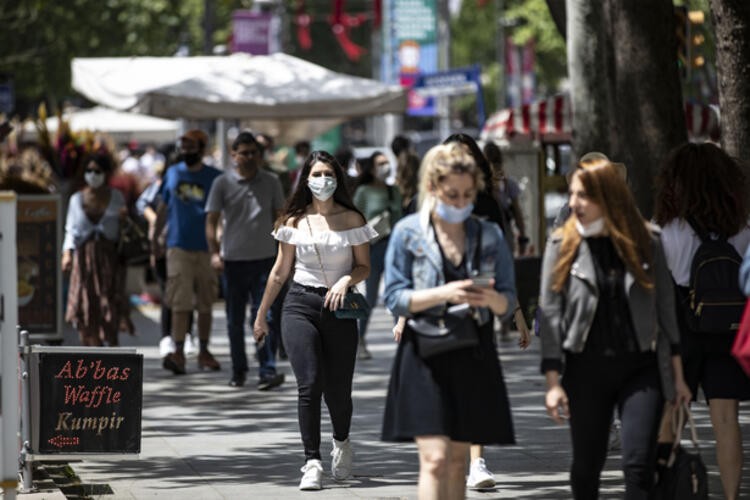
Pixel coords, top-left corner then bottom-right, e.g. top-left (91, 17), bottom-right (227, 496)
top-left (17, 195), bottom-right (62, 338)
top-left (383, 0), bottom-right (439, 115)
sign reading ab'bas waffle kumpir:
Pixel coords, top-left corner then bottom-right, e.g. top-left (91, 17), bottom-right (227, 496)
top-left (30, 347), bottom-right (143, 455)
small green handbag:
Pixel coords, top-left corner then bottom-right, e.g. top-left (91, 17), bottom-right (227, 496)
top-left (335, 291), bottom-right (370, 320)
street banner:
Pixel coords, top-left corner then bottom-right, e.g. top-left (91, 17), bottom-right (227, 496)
top-left (231, 11), bottom-right (280, 55)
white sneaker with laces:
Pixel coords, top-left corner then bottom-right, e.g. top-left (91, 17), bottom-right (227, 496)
top-left (330, 438), bottom-right (353, 480)
top-left (467, 457), bottom-right (496, 489)
top-left (184, 333), bottom-right (198, 358)
top-left (159, 336), bottom-right (176, 358)
top-left (299, 459), bottom-right (323, 490)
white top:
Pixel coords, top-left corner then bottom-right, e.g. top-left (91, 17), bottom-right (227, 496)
top-left (660, 219), bottom-right (750, 286)
top-left (63, 190), bottom-right (125, 251)
top-left (273, 224), bottom-right (378, 288)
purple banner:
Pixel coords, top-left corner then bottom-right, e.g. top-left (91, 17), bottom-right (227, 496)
top-left (231, 11), bottom-right (279, 55)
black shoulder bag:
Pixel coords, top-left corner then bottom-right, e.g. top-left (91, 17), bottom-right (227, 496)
top-left (408, 223), bottom-right (482, 358)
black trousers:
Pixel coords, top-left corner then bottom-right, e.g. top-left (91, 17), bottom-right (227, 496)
top-left (563, 352), bottom-right (664, 500)
top-left (282, 282), bottom-right (359, 461)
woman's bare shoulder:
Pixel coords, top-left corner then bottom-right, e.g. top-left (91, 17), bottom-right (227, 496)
top-left (342, 209), bottom-right (366, 229)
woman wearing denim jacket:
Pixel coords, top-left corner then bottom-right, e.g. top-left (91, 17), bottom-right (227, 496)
top-left (539, 162), bottom-right (691, 499)
top-left (381, 143), bottom-right (517, 500)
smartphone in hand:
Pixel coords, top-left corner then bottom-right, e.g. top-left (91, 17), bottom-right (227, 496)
top-left (471, 276), bottom-right (494, 287)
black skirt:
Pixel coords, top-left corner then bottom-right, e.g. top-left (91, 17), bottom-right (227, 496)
top-left (381, 319), bottom-right (516, 444)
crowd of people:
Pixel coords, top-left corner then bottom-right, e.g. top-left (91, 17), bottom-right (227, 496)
top-left (54, 124), bottom-right (750, 499)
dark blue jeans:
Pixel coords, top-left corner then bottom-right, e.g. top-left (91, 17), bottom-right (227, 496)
top-left (357, 236), bottom-right (389, 340)
top-left (223, 258), bottom-right (283, 379)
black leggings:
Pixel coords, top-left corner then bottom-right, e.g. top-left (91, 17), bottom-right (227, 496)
top-left (563, 352), bottom-right (664, 500)
top-left (282, 282), bottom-right (359, 462)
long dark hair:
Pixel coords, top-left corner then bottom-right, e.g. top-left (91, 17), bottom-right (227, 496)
top-left (275, 150), bottom-right (364, 228)
top-left (356, 150), bottom-right (387, 188)
top-left (654, 142), bottom-right (748, 237)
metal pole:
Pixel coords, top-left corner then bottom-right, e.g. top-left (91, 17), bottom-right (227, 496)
top-left (216, 119), bottom-right (227, 169)
top-left (0, 191), bottom-right (19, 499)
top-left (19, 330), bottom-right (32, 493)
top-left (437, 0), bottom-right (451, 140)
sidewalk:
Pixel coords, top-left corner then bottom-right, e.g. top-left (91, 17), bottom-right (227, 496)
top-left (46, 302), bottom-right (750, 499)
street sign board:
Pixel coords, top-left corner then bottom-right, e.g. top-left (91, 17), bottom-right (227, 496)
top-left (30, 347), bottom-right (143, 456)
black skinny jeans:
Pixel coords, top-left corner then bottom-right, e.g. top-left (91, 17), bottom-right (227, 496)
top-left (282, 282), bottom-right (359, 462)
top-left (562, 352), bottom-right (664, 500)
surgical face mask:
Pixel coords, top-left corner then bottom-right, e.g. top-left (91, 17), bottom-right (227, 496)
top-left (308, 176), bottom-right (337, 202)
top-left (375, 164), bottom-right (390, 181)
top-left (435, 200), bottom-right (474, 224)
top-left (84, 171), bottom-right (105, 189)
top-left (180, 151), bottom-right (202, 166)
top-left (576, 217), bottom-right (606, 237)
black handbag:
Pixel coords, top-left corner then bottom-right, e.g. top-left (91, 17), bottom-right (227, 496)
top-left (305, 217), bottom-right (370, 320)
top-left (117, 216), bottom-right (150, 265)
top-left (653, 404), bottom-right (708, 499)
top-left (409, 223), bottom-right (483, 358)
top-left (409, 303), bottom-right (480, 358)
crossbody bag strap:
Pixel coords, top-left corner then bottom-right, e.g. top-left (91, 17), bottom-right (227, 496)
top-left (304, 216), bottom-right (331, 289)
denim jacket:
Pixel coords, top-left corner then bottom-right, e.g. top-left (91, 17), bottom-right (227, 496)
top-left (538, 226), bottom-right (680, 401)
top-left (383, 206), bottom-right (517, 326)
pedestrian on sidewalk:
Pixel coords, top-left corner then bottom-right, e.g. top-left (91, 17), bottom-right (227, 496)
top-left (442, 133), bottom-right (513, 488)
top-left (539, 160), bottom-right (691, 499)
top-left (137, 161), bottom-right (196, 359)
top-left (381, 143), bottom-right (517, 500)
top-left (206, 131), bottom-right (286, 390)
top-left (253, 150), bottom-right (377, 491)
top-left (152, 129), bottom-right (222, 375)
top-left (654, 142), bottom-right (750, 500)
top-left (353, 150), bottom-right (403, 360)
top-left (62, 151), bottom-right (127, 346)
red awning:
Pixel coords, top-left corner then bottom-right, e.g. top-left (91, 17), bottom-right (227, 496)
top-left (481, 95), bottom-right (720, 143)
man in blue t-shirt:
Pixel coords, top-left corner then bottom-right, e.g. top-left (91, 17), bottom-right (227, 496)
top-left (153, 129), bottom-right (222, 375)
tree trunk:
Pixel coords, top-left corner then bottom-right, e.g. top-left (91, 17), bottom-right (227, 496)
top-left (566, 0), bottom-right (613, 158)
top-left (608, 0), bottom-right (687, 218)
top-left (709, 0), bottom-right (750, 161)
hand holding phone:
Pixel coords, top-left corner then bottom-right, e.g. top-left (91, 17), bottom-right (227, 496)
top-left (471, 276), bottom-right (494, 287)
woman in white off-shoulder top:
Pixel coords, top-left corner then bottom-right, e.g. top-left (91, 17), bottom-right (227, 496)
top-left (254, 150), bottom-right (377, 491)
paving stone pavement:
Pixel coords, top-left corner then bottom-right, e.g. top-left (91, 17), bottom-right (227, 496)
top-left (38, 302), bottom-right (750, 499)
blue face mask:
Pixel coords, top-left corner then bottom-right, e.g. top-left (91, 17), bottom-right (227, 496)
top-left (435, 200), bottom-right (474, 224)
top-left (308, 176), bottom-right (337, 202)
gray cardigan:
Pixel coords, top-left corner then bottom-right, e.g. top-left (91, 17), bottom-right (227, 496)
top-left (538, 226), bottom-right (680, 401)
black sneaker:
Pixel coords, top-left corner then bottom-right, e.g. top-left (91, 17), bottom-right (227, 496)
top-left (229, 372), bottom-right (246, 387)
top-left (257, 373), bottom-right (285, 391)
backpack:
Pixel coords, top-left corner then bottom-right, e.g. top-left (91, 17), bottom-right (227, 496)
top-left (684, 218), bottom-right (745, 333)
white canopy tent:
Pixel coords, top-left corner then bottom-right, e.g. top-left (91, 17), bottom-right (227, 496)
top-left (23, 106), bottom-right (179, 144)
top-left (71, 53), bottom-right (407, 144)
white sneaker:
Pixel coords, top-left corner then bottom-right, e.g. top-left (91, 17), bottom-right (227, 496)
top-left (159, 336), bottom-right (176, 357)
top-left (299, 459), bottom-right (323, 490)
top-left (330, 438), bottom-right (353, 480)
top-left (184, 334), bottom-right (198, 358)
top-left (467, 457), bottom-right (496, 489)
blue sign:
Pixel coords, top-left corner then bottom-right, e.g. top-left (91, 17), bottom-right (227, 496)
top-left (0, 81), bottom-right (14, 114)
top-left (413, 65), bottom-right (486, 125)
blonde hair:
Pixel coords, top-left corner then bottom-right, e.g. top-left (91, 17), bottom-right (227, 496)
top-left (417, 143), bottom-right (485, 210)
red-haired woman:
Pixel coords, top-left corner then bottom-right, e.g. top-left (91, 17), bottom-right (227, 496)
top-left (539, 161), bottom-right (691, 499)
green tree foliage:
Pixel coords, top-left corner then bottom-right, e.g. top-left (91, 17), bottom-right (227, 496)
top-left (449, 0), bottom-right (566, 124)
top-left (0, 0), bottom-right (203, 114)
